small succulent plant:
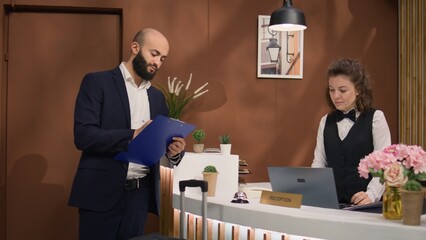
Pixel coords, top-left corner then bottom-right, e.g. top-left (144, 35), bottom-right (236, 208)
top-left (203, 165), bottom-right (218, 173)
top-left (192, 129), bottom-right (206, 143)
top-left (218, 134), bottom-right (231, 144)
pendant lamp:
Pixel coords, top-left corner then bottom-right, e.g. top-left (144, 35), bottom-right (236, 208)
top-left (269, 0), bottom-right (307, 32)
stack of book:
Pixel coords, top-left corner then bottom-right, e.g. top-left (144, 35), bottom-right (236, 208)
top-left (238, 159), bottom-right (251, 184)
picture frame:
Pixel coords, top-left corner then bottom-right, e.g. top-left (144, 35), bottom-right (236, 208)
top-left (257, 15), bottom-right (304, 79)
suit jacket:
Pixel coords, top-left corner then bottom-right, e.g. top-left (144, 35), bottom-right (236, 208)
top-left (68, 66), bottom-right (169, 214)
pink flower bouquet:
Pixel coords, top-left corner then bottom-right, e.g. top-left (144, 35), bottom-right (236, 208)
top-left (358, 144), bottom-right (426, 191)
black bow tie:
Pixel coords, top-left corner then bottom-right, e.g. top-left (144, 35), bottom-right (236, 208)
top-left (336, 109), bottom-right (356, 122)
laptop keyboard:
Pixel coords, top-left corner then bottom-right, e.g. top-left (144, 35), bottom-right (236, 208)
top-left (338, 203), bottom-right (354, 209)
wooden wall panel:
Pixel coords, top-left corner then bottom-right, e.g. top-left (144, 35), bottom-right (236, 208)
top-left (399, 0), bottom-right (426, 146)
top-left (4, 8), bottom-right (120, 240)
top-left (172, 212), bottom-right (290, 240)
top-left (159, 166), bottom-right (175, 235)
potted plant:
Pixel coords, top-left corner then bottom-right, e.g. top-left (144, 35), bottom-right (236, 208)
top-left (155, 73), bottom-right (209, 119)
top-left (202, 165), bottom-right (219, 196)
top-left (218, 133), bottom-right (231, 155)
top-left (358, 144), bottom-right (426, 225)
top-left (192, 129), bottom-right (206, 153)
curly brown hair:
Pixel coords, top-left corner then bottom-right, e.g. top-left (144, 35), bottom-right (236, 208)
top-left (325, 58), bottom-right (373, 113)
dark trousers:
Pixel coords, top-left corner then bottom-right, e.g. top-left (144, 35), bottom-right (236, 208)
top-left (78, 178), bottom-right (152, 240)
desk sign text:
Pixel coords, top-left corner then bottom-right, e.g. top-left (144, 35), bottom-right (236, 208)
top-left (260, 190), bottom-right (302, 208)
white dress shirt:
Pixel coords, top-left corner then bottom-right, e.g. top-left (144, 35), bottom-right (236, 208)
top-left (311, 109), bottom-right (391, 202)
top-left (119, 62), bottom-right (151, 179)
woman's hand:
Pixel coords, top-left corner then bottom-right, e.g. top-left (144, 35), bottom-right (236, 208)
top-left (351, 191), bottom-right (372, 205)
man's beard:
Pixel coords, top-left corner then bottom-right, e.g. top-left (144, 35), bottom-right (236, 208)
top-left (132, 52), bottom-right (156, 81)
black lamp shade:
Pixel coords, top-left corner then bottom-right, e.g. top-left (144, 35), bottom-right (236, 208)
top-left (269, 0), bottom-right (307, 32)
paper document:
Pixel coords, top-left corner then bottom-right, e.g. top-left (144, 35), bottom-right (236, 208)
top-left (115, 115), bottom-right (196, 166)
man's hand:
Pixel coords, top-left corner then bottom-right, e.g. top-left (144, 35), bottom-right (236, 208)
top-left (167, 137), bottom-right (186, 157)
top-left (133, 120), bottom-right (152, 139)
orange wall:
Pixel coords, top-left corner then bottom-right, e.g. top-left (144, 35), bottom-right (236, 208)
top-left (173, 0), bottom-right (398, 182)
top-left (0, 0), bottom-right (398, 239)
top-left (0, 0), bottom-right (399, 182)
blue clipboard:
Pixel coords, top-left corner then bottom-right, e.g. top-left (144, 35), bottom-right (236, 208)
top-left (115, 115), bottom-right (196, 166)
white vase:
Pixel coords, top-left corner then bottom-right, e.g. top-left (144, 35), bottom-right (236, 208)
top-left (220, 144), bottom-right (232, 155)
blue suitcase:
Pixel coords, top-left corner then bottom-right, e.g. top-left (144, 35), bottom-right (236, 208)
top-left (130, 179), bottom-right (208, 240)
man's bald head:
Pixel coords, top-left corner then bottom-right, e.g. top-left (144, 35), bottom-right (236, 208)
top-left (132, 28), bottom-right (169, 49)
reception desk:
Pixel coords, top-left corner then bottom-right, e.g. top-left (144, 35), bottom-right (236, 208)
top-left (172, 182), bottom-right (426, 240)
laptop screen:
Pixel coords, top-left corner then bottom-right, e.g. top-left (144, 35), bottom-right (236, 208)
top-left (268, 166), bottom-right (340, 209)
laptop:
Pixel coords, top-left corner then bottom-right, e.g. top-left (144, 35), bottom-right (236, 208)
top-left (267, 166), bottom-right (340, 209)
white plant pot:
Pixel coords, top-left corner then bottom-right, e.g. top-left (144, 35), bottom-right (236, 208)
top-left (220, 144), bottom-right (232, 155)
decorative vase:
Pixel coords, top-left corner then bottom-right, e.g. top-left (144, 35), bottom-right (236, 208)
top-left (202, 172), bottom-right (218, 197)
top-left (382, 185), bottom-right (402, 220)
top-left (220, 144), bottom-right (231, 155)
top-left (401, 189), bottom-right (425, 226)
top-left (193, 143), bottom-right (204, 153)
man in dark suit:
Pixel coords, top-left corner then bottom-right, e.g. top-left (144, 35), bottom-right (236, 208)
top-left (69, 28), bottom-right (186, 240)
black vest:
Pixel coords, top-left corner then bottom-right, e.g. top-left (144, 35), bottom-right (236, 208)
top-left (324, 109), bottom-right (375, 203)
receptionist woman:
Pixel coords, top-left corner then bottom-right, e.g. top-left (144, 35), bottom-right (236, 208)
top-left (311, 58), bottom-right (391, 206)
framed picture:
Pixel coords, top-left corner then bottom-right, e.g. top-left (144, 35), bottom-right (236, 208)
top-left (257, 15), bottom-right (304, 79)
